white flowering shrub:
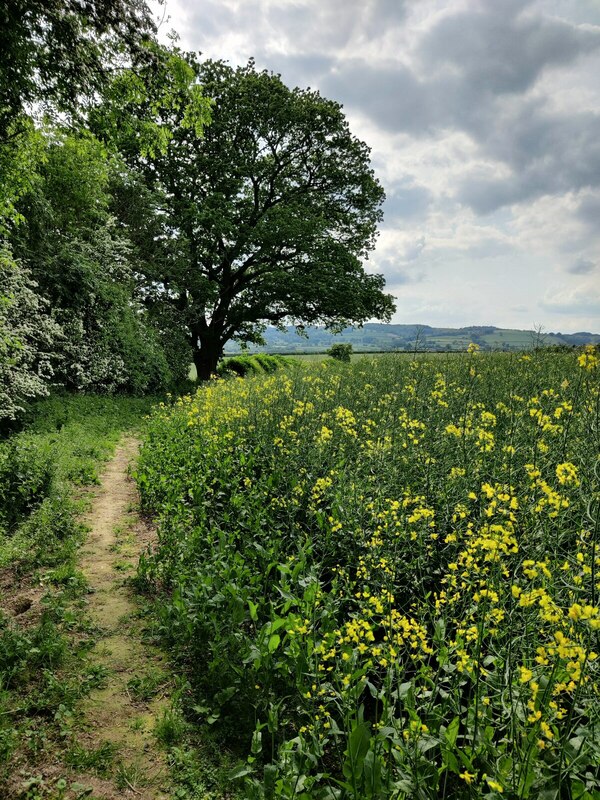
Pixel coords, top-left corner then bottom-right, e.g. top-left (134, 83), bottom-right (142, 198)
top-left (54, 309), bottom-right (128, 393)
top-left (54, 304), bottom-right (170, 394)
top-left (0, 244), bottom-right (62, 425)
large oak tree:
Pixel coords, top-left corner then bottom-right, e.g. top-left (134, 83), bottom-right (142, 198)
top-left (111, 59), bottom-right (395, 380)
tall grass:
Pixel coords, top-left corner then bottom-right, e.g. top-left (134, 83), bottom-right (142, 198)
top-left (0, 393), bottom-right (158, 789)
top-left (0, 394), bottom-right (157, 570)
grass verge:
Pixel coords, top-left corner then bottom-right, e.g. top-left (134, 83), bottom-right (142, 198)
top-left (0, 393), bottom-right (157, 798)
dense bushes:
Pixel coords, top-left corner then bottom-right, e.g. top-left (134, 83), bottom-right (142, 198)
top-left (218, 353), bottom-right (288, 377)
top-left (55, 298), bottom-right (171, 395)
top-left (0, 438), bottom-right (54, 533)
top-left (0, 245), bottom-right (63, 426)
top-left (1, 132), bottom-right (182, 426)
top-left (327, 342), bottom-right (353, 361)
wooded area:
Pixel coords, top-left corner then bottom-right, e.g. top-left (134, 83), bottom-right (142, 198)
top-left (0, 0), bottom-right (394, 424)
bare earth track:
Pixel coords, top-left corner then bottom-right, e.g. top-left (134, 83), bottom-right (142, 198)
top-left (74, 437), bottom-right (171, 799)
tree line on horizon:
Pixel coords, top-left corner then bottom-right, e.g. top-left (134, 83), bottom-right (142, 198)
top-left (0, 0), bottom-right (395, 428)
top-left (222, 323), bottom-right (600, 355)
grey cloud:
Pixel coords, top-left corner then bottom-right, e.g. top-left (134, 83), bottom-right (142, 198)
top-left (462, 238), bottom-right (516, 259)
top-left (577, 192), bottom-right (600, 227)
top-left (364, 0), bottom-right (408, 36)
top-left (321, 61), bottom-right (435, 135)
top-left (567, 258), bottom-right (596, 274)
top-left (455, 177), bottom-right (521, 216)
top-left (387, 270), bottom-right (423, 285)
top-left (268, 0), bottom-right (360, 52)
top-left (265, 53), bottom-right (334, 91)
top-left (269, 0), bottom-right (407, 50)
top-left (179, 0), bottom-right (600, 231)
top-left (225, 0), bottom-right (409, 56)
top-left (403, 236), bottom-right (426, 262)
top-left (540, 287), bottom-right (600, 314)
top-left (420, 2), bottom-right (600, 97)
top-left (535, 0), bottom-right (600, 27)
top-left (376, 244), bottom-right (427, 284)
top-left (314, 3), bottom-right (600, 213)
top-left (378, 263), bottom-right (426, 286)
top-left (317, 1), bottom-right (600, 136)
top-left (187, 2), bottom-right (258, 43)
top-left (382, 181), bottom-right (433, 223)
top-left (455, 105), bottom-right (600, 212)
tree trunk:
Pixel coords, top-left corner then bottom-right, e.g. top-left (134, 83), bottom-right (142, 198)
top-left (193, 335), bottom-right (222, 381)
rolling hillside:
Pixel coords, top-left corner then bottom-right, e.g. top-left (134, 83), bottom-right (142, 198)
top-left (224, 324), bottom-right (600, 354)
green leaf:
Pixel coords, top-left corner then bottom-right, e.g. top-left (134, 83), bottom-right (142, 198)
top-left (268, 617), bottom-right (286, 634)
top-left (397, 681), bottom-right (413, 700)
top-left (345, 722), bottom-right (371, 780)
top-left (445, 716), bottom-right (460, 748)
top-left (268, 633), bottom-right (281, 653)
top-left (440, 750), bottom-right (459, 773)
top-left (364, 748), bottom-right (382, 796)
top-left (229, 763), bottom-right (254, 781)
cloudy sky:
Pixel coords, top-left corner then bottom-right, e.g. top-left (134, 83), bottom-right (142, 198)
top-left (152, 0), bottom-right (600, 333)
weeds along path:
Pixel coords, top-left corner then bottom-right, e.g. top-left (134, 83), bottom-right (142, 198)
top-left (76, 437), bottom-right (171, 799)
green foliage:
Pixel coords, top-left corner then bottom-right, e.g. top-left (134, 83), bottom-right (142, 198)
top-left (0, 393), bottom-right (156, 790)
top-left (0, 393), bottom-right (157, 569)
top-left (155, 707), bottom-right (187, 748)
top-left (127, 668), bottom-right (167, 702)
top-left (0, 615), bottom-right (68, 689)
top-left (0, 244), bottom-right (63, 426)
top-left (218, 354), bottom-right (287, 378)
top-left (0, 118), bottom-right (46, 231)
top-left (0, 437), bottom-right (55, 532)
top-left (327, 342), bottom-right (353, 362)
top-left (137, 351), bottom-right (600, 798)
top-left (146, 303), bottom-right (195, 389)
top-left (55, 294), bottom-right (172, 395)
top-left (105, 58), bottom-right (394, 380)
top-left (0, 0), bottom-right (157, 141)
top-left (93, 41), bottom-right (212, 160)
top-left (8, 131), bottom-right (174, 396)
top-left (217, 355), bottom-right (262, 378)
top-left (65, 741), bottom-right (117, 775)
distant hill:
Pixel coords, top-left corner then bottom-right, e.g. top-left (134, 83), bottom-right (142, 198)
top-left (224, 324), bottom-right (600, 354)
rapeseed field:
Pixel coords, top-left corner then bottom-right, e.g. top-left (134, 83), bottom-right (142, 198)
top-left (137, 348), bottom-right (599, 799)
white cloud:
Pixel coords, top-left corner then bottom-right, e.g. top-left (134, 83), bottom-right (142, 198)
top-left (151, 0), bottom-right (600, 333)
top-left (539, 279), bottom-right (600, 331)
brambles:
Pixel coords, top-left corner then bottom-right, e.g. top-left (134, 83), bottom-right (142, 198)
top-left (137, 351), bottom-right (600, 799)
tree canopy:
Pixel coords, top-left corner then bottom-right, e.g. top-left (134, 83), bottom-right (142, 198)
top-left (107, 59), bottom-right (395, 379)
top-left (9, 130), bottom-right (173, 396)
top-left (1, 2), bottom-right (394, 417)
top-left (0, 4), bottom-right (212, 420)
top-left (0, 0), bottom-right (157, 140)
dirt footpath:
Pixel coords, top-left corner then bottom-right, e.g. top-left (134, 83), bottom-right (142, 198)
top-left (76, 438), bottom-right (172, 799)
